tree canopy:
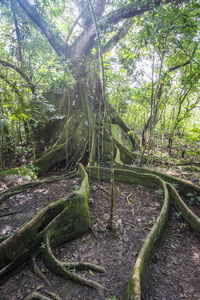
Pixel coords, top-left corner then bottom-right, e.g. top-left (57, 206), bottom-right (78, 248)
top-left (0, 1), bottom-right (200, 299)
top-left (0, 0), bottom-right (199, 170)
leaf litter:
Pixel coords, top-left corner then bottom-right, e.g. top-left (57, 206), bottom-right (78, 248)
top-left (0, 177), bottom-right (200, 300)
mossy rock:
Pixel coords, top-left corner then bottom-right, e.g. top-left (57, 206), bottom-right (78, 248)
top-left (0, 166), bottom-right (37, 183)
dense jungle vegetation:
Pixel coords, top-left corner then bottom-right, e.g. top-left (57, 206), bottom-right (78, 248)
top-left (0, 0), bottom-right (199, 170)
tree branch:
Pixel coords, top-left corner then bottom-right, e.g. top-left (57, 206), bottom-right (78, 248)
top-left (102, 20), bottom-right (134, 54)
top-left (16, 0), bottom-right (70, 58)
top-left (179, 42), bottom-right (200, 67)
top-left (0, 74), bottom-right (23, 96)
top-left (11, 0), bottom-right (23, 66)
top-left (165, 60), bottom-right (191, 75)
top-left (65, 4), bottom-right (89, 44)
top-left (102, 0), bottom-right (166, 24)
top-left (0, 59), bottom-right (36, 93)
top-left (72, 0), bottom-right (173, 61)
top-left (93, 0), bottom-right (106, 19)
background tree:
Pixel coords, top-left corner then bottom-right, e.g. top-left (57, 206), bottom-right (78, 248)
top-left (107, 0), bottom-right (200, 160)
top-left (0, 0), bottom-right (199, 171)
top-left (1, 1), bottom-right (200, 299)
top-left (0, 0), bottom-right (177, 172)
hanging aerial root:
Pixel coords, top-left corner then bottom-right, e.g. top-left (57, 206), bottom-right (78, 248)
top-left (43, 232), bottom-right (106, 296)
top-left (88, 162), bottom-right (200, 300)
top-left (76, 139), bottom-right (89, 164)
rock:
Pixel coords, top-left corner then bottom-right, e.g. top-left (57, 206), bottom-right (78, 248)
top-left (0, 166), bottom-right (37, 184)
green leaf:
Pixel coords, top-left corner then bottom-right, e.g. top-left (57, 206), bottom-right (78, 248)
top-left (36, 284), bottom-right (45, 291)
top-left (69, 268), bottom-right (76, 273)
top-left (89, 269), bottom-right (94, 276)
top-left (187, 193), bottom-right (194, 197)
top-left (189, 198), bottom-right (195, 205)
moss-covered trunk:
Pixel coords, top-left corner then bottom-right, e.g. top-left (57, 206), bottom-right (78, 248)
top-left (33, 75), bottom-right (140, 174)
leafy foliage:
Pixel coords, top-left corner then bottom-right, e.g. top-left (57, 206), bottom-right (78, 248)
top-left (187, 192), bottom-right (200, 206)
top-left (0, 0), bottom-right (200, 169)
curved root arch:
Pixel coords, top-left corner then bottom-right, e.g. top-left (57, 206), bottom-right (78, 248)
top-left (89, 165), bottom-right (200, 300)
top-left (1, 162), bottom-right (200, 299)
top-left (0, 164), bottom-right (91, 277)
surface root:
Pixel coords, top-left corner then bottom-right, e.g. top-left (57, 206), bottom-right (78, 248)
top-left (24, 291), bottom-right (51, 300)
top-left (30, 252), bottom-right (51, 287)
top-left (44, 233), bottom-right (106, 295)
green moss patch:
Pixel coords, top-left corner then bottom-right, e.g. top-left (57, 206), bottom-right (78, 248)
top-left (0, 166), bottom-right (37, 182)
top-left (0, 164), bottom-right (90, 277)
top-left (110, 123), bottom-right (133, 152)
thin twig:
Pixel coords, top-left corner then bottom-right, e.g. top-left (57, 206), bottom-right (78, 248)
top-left (126, 192), bottom-right (134, 205)
top-left (65, 4), bottom-right (89, 44)
top-left (0, 210), bottom-right (22, 218)
top-left (95, 184), bottom-right (111, 196)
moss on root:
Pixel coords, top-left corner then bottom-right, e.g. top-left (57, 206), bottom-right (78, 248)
top-left (89, 165), bottom-right (200, 300)
top-left (0, 164), bottom-right (90, 277)
top-left (1, 159), bottom-right (200, 300)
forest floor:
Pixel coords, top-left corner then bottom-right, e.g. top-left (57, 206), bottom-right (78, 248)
top-left (0, 153), bottom-right (200, 300)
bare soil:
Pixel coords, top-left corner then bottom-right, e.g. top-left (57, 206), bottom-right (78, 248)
top-left (0, 168), bottom-right (200, 300)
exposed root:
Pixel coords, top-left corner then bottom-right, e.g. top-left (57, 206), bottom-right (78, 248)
top-left (44, 290), bottom-right (62, 300)
top-left (0, 170), bottom-right (77, 204)
top-left (0, 164), bottom-right (90, 277)
top-left (126, 193), bottom-right (134, 216)
top-left (167, 182), bottom-right (200, 236)
top-left (116, 185), bottom-right (121, 196)
top-left (89, 165), bottom-right (200, 300)
top-left (44, 232), bottom-right (106, 296)
top-left (1, 160), bottom-right (200, 300)
top-left (24, 291), bottom-right (50, 300)
top-left (95, 183), bottom-right (111, 196)
top-left (126, 192), bottom-right (134, 204)
top-left (61, 261), bottom-right (106, 273)
top-left (0, 210), bottom-right (22, 218)
top-left (30, 252), bottom-right (51, 287)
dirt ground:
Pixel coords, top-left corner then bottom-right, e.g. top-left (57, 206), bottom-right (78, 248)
top-left (0, 166), bottom-right (200, 300)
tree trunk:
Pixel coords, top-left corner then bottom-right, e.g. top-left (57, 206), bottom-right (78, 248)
top-left (33, 75), bottom-right (139, 174)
